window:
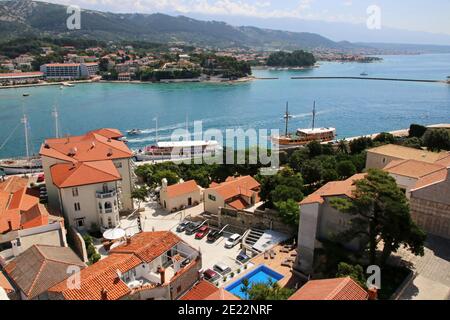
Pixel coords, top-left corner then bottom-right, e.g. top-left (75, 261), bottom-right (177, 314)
top-left (114, 162), bottom-right (123, 169)
top-left (108, 217), bottom-right (113, 228)
top-left (208, 194), bottom-right (216, 201)
top-left (72, 188), bottom-right (79, 197)
top-left (74, 202), bottom-right (81, 211)
top-left (75, 218), bottom-right (84, 228)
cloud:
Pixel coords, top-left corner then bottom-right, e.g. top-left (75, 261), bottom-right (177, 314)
top-left (39, 0), bottom-right (362, 22)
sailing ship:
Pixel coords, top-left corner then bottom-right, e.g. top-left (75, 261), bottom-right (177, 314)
top-left (0, 115), bottom-right (43, 175)
top-left (271, 102), bottom-right (336, 149)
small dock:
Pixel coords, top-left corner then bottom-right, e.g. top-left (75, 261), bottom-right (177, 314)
top-left (291, 76), bottom-right (448, 84)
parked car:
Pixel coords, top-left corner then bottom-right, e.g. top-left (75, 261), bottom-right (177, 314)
top-left (213, 262), bottom-right (232, 275)
top-left (185, 221), bottom-right (203, 235)
top-left (176, 221), bottom-right (191, 233)
top-left (195, 225), bottom-right (209, 239)
top-left (236, 252), bottom-right (250, 263)
top-left (225, 233), bottom-right (242, 248)
top-left (203, 269), bottom-right (219, 281)
top-left (37, 174), bottom-right (45, 183)
top-left (207, 229), bottom-right (223, 243)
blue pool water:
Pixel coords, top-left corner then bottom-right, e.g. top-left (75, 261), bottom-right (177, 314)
top-left (225, 265), bottom-right (284, 299)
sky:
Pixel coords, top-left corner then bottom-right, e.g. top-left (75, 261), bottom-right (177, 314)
top-left (40, 0), bottom-right (450, 38)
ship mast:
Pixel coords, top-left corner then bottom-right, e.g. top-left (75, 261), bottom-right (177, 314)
top-left (312, 101), bottom-right (316, 130)
top-left (154, 116), bottom-right (159, 143)
top-left (21, 114), bottom-right (30, 161)
top-left (52, 101), bottom-right (60, 138)
top-left (284, 101), bottom-right (292, 136)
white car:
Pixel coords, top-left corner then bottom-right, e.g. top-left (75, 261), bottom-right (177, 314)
top-left (225, 233), bottom-right (242, 248)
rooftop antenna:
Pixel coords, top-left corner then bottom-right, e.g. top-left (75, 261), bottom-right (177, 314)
top-left (283, 101), bottom-right (292, 136)
top-left (312, 101), bottom-right (316, 130)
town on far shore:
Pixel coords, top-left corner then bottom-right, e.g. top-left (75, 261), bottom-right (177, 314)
top-left (0, 38), bottom-right (383, 87)
top-left (1, 122), bottom-right (450, 301)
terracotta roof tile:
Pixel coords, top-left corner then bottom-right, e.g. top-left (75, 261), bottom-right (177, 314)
top-left (51, 160), bottom-right (121, 188)
top-left (40, 128), bottom-right (132, 163)
top-left (208, 176), bottom-right (260, 201)
top-left (367, 144), bottom-right (449, 164)
top-left (180, 280), bottom-right (240, 300)
top-left (288, 277), bottom-right (368, 300)
top-left (4, 245), bottom-right (85, 299)
top-left (300, 174), bottom-right (366, 205)
top-left (0, 272), bottom-right (14, 293)
top-left (166, 180), bottom-right (200, 198)
top-left (384, 159), bottom-right (446, 179)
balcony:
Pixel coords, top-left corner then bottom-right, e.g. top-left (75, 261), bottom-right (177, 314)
top-left (96, 189), bottom-right (117, 199)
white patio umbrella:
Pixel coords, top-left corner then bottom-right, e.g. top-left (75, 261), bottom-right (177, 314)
top-left (103, 228), bottom-right (126, 240)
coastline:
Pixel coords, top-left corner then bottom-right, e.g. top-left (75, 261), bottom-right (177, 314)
top-left (0, 75), bottom-right (256, 90)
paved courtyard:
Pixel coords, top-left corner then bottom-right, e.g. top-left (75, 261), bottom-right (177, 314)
top-left (392, 235), bottom-right (450, 300)
top-left (120, 201), bottom-right (243, 272)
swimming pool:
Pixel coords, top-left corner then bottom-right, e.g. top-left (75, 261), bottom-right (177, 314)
top-left (225, 265), bottom-right (284, 299)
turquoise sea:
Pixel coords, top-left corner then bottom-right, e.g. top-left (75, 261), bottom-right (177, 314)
top-left (0, 54), bottom-right (449, 158)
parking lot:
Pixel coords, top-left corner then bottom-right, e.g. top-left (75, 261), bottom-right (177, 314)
top-left (125, 201), bottom-right (245, 274)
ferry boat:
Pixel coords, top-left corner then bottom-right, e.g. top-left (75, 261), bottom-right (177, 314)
top-left (271, 102), bottom-right (336, 149)
top-left (134, 140), bottom-right (220, 162)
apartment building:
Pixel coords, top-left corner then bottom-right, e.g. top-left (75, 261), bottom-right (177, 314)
top-left (48, 231), bottom-right (202, 300)
top-left (40, 62), bottom-right (99, 80)
top-left (39, 128), bottom-right (135, 232)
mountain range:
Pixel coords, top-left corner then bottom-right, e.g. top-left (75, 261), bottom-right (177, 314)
top-left (1, 0), bottom-right (450, 53)
top-left (0, 0), bottom-right (364, 51)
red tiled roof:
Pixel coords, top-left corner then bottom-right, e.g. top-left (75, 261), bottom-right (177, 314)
top-left (88, 128), bottom-right (124, 139)
top-left (165, 180), bottom-right (200, 198)
top-left (0, 72), bottom-right (43, 78)
top-left (49, 232), bottom-right (182, 300)
top-left (208, 176), bottom-right (260, 201)
top-left (4, 245), bottom-right (85, 299)
top-left (227, 197), bottom-right (248, 210)
top-left (110, 231), bottom-right (181, 263)
top-left (300, 173), bottom-right (366, 205)
top-left (0, 272), bottom-right (14, 293)
top-left (40, 128), bottom-right (132, 163)
top-left (384, 159), bottom-right (446, 179)
top-left (288, 277), bottom-right (368, 300)
top-left (0, 178), bottom-right (49, 234)
top-left (180, 280), bottom-right (240, 300)
top-left (51, 160), bottom-right (121, 188)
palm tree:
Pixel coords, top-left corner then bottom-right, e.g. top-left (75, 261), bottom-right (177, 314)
top-left (240, 278), bottom-right (250, 300)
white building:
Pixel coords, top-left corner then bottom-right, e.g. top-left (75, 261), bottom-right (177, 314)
top-left (39, 128), bottom-right (136, 232)
top-left (40, 63), bottom-right (99, 80)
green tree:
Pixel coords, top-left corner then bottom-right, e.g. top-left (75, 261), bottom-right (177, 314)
top-left (300, 159), bottom-right (324, 185)
top-left (151, 170), bottom-right (180, 187)
top-left (336, 160), bottom-right (357, 179)
top-left (349, 137), bottom-right (373, 155)
top-left (374, 132), bottom-right (395, 144)
top-left (288, 148), bottom-right (309, 172)
top-left (131, 185), bottom-right (149, 209)
top-left (403, 137), bottom-right (422, 149)
top-left (330, 169), bottom-right (426, 266)
top-left (244, 280), bottom-right (295, 300)
top-left (422, 129), bottom-right (450, 152)
top-left (258, 167), bottom-right (303, 207)
top-left (275, 199), bottom-right (300, 226)
top-left (336, 262), bottom-right (367, 289)
top-left (409, 124), bottom-right (427, 138)
top-left (337, 140), bottom-right (349, 154)
top-left (307, 140), bottom-right (323, 158)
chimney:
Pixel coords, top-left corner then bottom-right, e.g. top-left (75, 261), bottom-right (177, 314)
top-left (158, 267), bottom-right (166, 284)
top-left (161, 178), bottom-right (168, 191)
top-left (107, 148), bottom-right (113, 157)
top-left (367, 287), bottom-right (378, 300)
top-left (101, 288), bottom-right (108, 300)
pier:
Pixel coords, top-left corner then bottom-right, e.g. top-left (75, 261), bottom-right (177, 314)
top-left (291, 76), bottom-right (448, 84)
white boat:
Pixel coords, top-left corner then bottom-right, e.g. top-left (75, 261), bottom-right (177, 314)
top-left (0, 157), bottom-right (42, 175)
top-left (127, 129), bottom-right (142, 136)
top-left (134, 140), bottom-right (221, 161)
top-left (62, 82), bottom-right (75, 87)
top-left (360, 72), bottom-right (368, 76)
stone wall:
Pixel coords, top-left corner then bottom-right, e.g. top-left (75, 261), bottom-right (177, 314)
top-left (67, 226), bottom-right (88, 263)
top-left (410, 197), bottom-right (450, 240)
top-left (217, 207), bottom-right (296, 236)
